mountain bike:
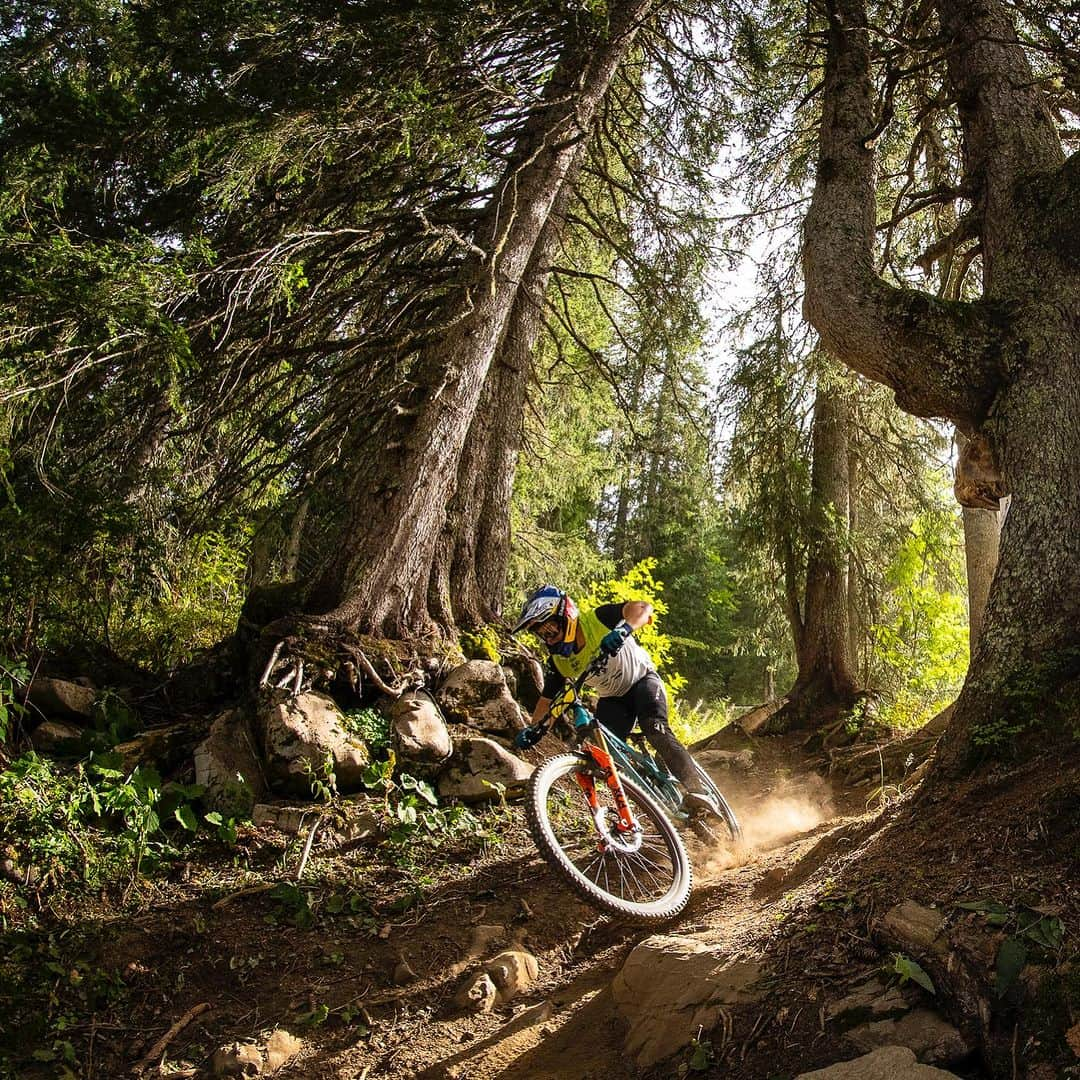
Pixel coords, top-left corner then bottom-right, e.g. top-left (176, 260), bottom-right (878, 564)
top-left (516, 657), bottom-right (741, 923)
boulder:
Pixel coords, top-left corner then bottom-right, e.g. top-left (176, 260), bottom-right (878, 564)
top-left (697, 748), bottom-right (754, 772)
top-left (259, 691), bottom-right (369, 796)
top-left (796, 1046), bottom-right (961, 1079)
top-left (452, 948), bottom-right (538, 1013)
top-left (114, 723), bottom-right (192, 772)
top-left (828, 978), bottom-right (909, 1022)
top-left (436, 737), bottom-right (533, 802)
top-left (612, 935), bottom-right (762, 1067)
top-left (485, 948), bottom-right (539, 1004)
top-left (389, 691), bottom-right (452, 765)
top-left (263, 1029), bottom-right (302, 1072)
top-left (29, 719), bottom-right (83, 753)
top-left (210, 1029), bottom-right (301, 1076)
top-left (845, 1010), bottom-right (972, 1064)
top-left (26, 676), bottom-right (95, 720)
top-left (453, 971), bottom-right (498, 1014)
top-left (879, 901), bottom-right (948, 955)
top-left (437, 661), bottom-right (525, 735)
top-left (210, 1041), bottom-right (263, 1075)
top-left (194, 709), bottom-right (267, 817)
top-left (500, 652), bottom-right (544, 713)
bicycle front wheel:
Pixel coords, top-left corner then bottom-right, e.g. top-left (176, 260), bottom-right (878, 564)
top-left (526, 753), bottom-right (692, 922)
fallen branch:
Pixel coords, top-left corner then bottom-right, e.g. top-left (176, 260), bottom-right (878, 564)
top-left (211, 883), bottom-right (275, 910)
top-left (296, 816), bottom-right (320, 880)
top-left (131, 1002), bottom-right (211, 1075)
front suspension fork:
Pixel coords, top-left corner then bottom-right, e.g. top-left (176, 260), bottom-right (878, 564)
top-left (572, 727), bottom-right (640, 848)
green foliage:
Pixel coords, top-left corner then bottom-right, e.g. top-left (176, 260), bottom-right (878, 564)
top-left (581, 558), bottom-right (685, 696)
top-left (1, 928), bottom-right (127, 1079)
top-left (359, 755), bottom-right (482, 848)
top-left (0, 656), bottom-right (29, 744)
top-left (0, 752), bottom-right (235, 910)
top-left (342, 707), bottom-right (390, 753)
top-left (460, 626), bottom-right (502, 663)
top-left (889, 953), bottom-right (936, 995)
top-left (869, 512), bottom-right (968, 729)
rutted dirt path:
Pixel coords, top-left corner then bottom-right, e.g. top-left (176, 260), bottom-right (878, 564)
top-left (303, 729), bottom-right (868, 1080)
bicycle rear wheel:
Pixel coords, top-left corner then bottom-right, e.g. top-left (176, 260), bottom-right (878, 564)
top-left (687, 760), bottom-right (743, 846)
top-left (526, 753), bottom-right (692, 923)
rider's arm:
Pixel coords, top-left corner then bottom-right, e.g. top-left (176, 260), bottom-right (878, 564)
top-left (530, 664), bottom-right (566, 725)
top-left (619, 600), bottom-right (653, 631)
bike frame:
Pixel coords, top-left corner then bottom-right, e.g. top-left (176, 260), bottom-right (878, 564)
top-left (542, 661), bottom-right (690, 843)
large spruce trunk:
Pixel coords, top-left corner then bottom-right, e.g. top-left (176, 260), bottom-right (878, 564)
top-left (428, 175), bottom-right (577, 630)
top-left (773, 380), bottom-right (859, 731)
top-left (802, 0), bottom-right (1080, 770)
top-left (308, 0), bottom-right (656, 636)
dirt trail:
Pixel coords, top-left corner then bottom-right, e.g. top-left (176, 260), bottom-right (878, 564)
top-left (309, 730), bottom-right (866, 1080)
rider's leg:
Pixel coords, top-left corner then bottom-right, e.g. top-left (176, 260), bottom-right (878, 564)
top-left (627, 673), bottom-right (701, 790)
top-left (595, 693), bottom-right (634, 741)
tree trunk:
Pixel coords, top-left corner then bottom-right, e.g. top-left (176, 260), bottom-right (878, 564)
top-left (803, 0), bottom-right (1080, 770)
top-left (773, 379), bottom-right (859, 731)
top-left (307, 0), bottom-right (656, 637)
top-left (847, 443), bottom-right (861, 679)
top-left (960, 503), bottom-right (999, 655)
top-left (429, 164), bottom-right (580, 630)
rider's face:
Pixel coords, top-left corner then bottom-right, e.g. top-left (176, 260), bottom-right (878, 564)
top-left (535, 619), bottom-right (563, 645)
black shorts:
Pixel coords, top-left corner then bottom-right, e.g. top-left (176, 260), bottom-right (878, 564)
top-left (595, 671), bottom-right (667, 741)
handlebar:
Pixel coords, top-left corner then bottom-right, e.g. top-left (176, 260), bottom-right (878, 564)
top-left (514, 653), bottom-right (609, 750)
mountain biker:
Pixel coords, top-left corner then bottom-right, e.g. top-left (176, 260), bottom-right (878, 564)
top-left (510, 585), bottom-right (718, 816)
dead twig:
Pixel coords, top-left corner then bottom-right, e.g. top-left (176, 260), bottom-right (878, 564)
top-left (131, 1002), bottom-right (211, 1075)
top-left (211, 883), bottom-right (275, 910)
top-left (296, 816), bottom-right (320, 880)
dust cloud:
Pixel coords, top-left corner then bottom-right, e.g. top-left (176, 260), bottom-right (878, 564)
top-left (698, 772), bottom-right (835, 873)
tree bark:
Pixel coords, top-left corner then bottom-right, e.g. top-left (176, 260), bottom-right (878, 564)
top-left (961, 504), bottom-right (999, 656)
top-left (307, 0), bottom-right (657, 637)
top-left (428, 162), bottom-right (580, 630)
top-left (803, 0), bottom-right (1080, 770)
top-left (772, 378), bottom-right (859, 731)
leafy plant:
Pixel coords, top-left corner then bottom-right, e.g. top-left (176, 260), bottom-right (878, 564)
top-left (342, 707), bottom-right (390, 752)
top-left (955, 898), bottom-right (1066, 997)
top-left (888, 952), bottom-right (936, 994)
top-left (0, 656), bottom-right (29, 744)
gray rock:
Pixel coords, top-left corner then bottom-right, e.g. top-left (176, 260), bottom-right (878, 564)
top-left (828, 978), bottom-right (909, 1021)
top-left (29, 719), bottom-right (83, 752)
top-left (696, 748), bottom-right (754, 772)
top-left (26, 676), bottom-right (95, 719)
top-left (485, 948), bottom-right (539, 1004)
top-left (194, 709), bottom-right (267, 817)
top-left (436, 737), bottom-right (533, 801)
top-left (437, 661), bottom-right (526, 735)
top-left (259, 691), bottom-right (369, 796)
top-left (263, 1029), bottom-right (302, 1072)
top-left (880, 901), bottom-right (947, 954)
top-left (797, 1046), bottom-right (961, 1079)
top-left (845, 1010), bottom-right (972, 1064)
top-left (612, 935), bottom-right (763, 1067)
top-left (389, 692), bottom-right (452, 765)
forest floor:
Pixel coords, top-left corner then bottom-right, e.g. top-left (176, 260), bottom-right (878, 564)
top-left (4, 725), bottom-right (1079, 1080)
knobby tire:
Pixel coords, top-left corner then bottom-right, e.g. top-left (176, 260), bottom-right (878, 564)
top-left (526, 752), bottom-right (692, 923)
